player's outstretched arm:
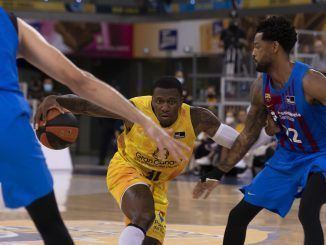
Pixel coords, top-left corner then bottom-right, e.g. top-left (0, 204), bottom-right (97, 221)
top-left (193, 78), bottom-right (267, 199)
top-left (17, 19), bottom-right (190, 161)
top-left (216, 79), bottom-right (267, 173)
top-left (34, 94), bottom-right (134, 131)
top-left (35, 94), bottom-right (129, 121)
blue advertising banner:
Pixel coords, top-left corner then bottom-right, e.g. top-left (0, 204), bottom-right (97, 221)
top-left (159, 29), bottom-right (178, 51)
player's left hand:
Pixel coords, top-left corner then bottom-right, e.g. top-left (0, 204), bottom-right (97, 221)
top-left (34, 95), bottom-right (65, 129)
top-left (192, 180), bottom-right (219, 199)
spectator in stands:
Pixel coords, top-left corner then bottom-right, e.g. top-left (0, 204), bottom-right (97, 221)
top-left (206, 85), bottom-right (217, 112)
top-left (28, 78), bottom-right (43, 100)
top-left (175, 70), bottom-right (193, 105)
top-left (225, 110), bottom-right (236, 128)
top-left (235, 109), bottom-right (247, 133)
top-left (311, 39), bottom-right (326, 74)
top-left (221, 20), bottom-right (247, 75)
top-left (193, 132), bottom-right (220, 176)
top-left (42, 77), bottom-right (57, 98)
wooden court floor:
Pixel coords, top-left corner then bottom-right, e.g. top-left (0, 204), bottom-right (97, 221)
top-left (0, 171), bottom-right (325, 244)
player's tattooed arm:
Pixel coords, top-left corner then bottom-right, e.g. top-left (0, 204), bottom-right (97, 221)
top-left (190, 107), bottom-right (221, 136)
top-left (217, 78), bottom-right (267, 173)
top-left (56, 94), bottom-right (134, 129)
top-left (55, 94), bottom-right (123, 118)
top-left (303, 69), bottom-right (326, 105)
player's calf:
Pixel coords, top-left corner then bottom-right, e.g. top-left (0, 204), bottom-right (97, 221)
top-left (120, 184), bottom-right (156, 245)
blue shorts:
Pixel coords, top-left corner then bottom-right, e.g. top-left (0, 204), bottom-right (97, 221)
top-left (0, 93), bottom-right (53, 208)
top-left (241, 146), bottom-right (326, 217)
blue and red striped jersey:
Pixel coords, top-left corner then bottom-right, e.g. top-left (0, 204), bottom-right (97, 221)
top-left (262, 61), bottom-right (326, 153)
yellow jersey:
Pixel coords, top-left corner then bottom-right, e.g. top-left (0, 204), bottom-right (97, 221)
top-left (115, 96), bottom-right (196, 182)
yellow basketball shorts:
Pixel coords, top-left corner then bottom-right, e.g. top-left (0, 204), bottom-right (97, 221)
top-left (107, 153), bottom-right (169, 244)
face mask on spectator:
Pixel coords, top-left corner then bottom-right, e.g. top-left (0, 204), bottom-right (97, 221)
top-left (176, 77), bottom-right (184, 84)
top-left (43, 84), bottom-right (53, 92)
top-left (225, 116), bottom-right (235, 125)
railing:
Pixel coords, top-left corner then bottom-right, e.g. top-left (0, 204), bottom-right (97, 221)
top-left (193, 76), bottom-right (255, 120)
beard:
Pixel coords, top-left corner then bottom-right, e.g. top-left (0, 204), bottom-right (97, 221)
top-left (255, 62), bottom-right (271, 73)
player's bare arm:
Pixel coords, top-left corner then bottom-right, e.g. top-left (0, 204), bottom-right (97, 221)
top-left (193, 78), bottom-right (268, 199)
top-left (303, 69), bottom-right (326, 105)
top-left (36, 94), bottom-right (135, 131)
top-left (217, 78), bottom-right (267, 172)
top-left (17, 18), bottom-right (189, 160)
top-left (190, 107), bottom-right (221, 136)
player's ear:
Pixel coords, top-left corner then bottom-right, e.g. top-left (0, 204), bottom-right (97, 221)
top-left (272, 41), bottom-right (280, 53)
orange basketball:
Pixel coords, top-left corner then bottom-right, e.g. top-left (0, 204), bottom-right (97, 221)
top-left (36, 108), bottom-right (79, 150)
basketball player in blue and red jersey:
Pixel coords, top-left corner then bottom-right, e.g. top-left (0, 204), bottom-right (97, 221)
top-left (193, 16), bottom-right (326, 245)
top-left (0, 7), bottom-right (188, 244)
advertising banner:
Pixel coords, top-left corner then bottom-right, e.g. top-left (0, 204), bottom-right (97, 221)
top-left (28, 20), bottom-right (133, 58)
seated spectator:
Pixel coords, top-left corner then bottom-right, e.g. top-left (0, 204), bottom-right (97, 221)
top-left (206, 85), bottom-right (217, 112)
top-left (225, 110), bottom-right (236, 128)
top-left (311, 39), bottom-right (326, 74)
top-left (235, 109), bottom-right (247, 133)
top-left (192, 132), bottom-right (220, 176)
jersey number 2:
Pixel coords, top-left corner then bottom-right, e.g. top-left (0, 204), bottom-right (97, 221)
top-left (282, 126), bottom-right (302, 143)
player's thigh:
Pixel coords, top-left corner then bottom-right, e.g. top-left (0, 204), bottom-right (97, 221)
top-left (106, 157), bottom-right (151, 208)
top-left (242, 165), bottom-right (300, 216)
top-left (0, 114), bottom-right (53, 208)
top-left (300, 172), bottom-right (326, 207)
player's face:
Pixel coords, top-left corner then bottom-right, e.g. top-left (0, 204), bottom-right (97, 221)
top-left (152, 88), bottom-right (182, 127)
top-left (252, 33), bottom-right (273, 72)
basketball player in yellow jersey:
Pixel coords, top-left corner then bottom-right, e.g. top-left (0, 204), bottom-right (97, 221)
top-left (38, 77), bottom-right (240, 245)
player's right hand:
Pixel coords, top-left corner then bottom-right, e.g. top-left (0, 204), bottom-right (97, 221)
top-left (34, 95), bottom-right (65, 129)
top-left (141, 117), bottom-right (191, 162)
top-left (192, 180), bottom-right (219, 199)
top-left (265, 113), bottom-right (280, 136)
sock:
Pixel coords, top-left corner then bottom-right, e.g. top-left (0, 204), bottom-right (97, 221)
top-left (119, 224), bottom-right (145, 245)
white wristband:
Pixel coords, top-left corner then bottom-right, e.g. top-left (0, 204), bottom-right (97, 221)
top-left (211, 123), bottom-right (239, 149)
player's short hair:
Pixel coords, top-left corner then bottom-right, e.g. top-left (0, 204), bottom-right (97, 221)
top-left (152, 76), bottom-right (183, 97)
top-left (256, 16), bottom-right (297, 54)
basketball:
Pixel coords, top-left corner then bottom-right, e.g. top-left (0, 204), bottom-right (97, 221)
top-left (36, 108), bottom-right (79, 150)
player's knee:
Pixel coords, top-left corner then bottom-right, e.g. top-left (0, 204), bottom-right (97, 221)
top-left (227, 206), bottom-right (250, 227)
top-left (132, 210), bottom-right (156, 231)
top-left (227, 207), bottom-right (242, 226)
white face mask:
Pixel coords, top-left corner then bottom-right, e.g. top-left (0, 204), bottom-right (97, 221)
top-left (43, 84), bottom-right (53, 92)
top-left (176, 77), bottom-right (184, 84)
top-left (225, 116), bottom-right (235, 125)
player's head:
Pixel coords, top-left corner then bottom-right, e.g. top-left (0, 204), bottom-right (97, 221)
top-left (252, 16), bottom-right (297, 72)
top-left (152, 76), bottom-right (183, 127)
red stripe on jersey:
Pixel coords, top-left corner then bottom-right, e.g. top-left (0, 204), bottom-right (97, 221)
top-left (297, 117), bottom-right (319, 152)
top-left (289, 81), bottom-right (305, 152)
top-left (279, 134), bottom-right (286, 148)
top-left (282, 119), bottom-right (296, 151)
top-left (265, 77), bottom-right (286, 148)
top-left (286, 85), bottom-right (305, 152)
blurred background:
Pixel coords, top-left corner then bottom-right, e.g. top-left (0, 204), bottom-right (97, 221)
top-left (5, 0), bottom-right (326, 179)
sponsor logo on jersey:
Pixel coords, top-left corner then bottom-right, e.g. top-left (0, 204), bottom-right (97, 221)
top-left (174, 131), bottom-right (185, 139)
top-left (152, 148), bottom-right (169, 159)
top-left (286, 96), bottom-right (296, 105)
top-left (265, 93), bottom-right (271, 103)
top-left (135, 150), bottom-right (177, 168)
